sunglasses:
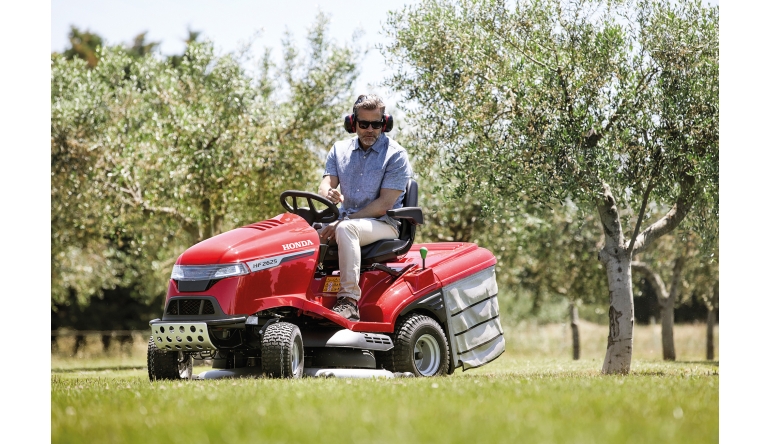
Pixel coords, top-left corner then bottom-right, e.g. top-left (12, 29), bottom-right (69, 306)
top-left (356, 119), bottom-right (384, 129)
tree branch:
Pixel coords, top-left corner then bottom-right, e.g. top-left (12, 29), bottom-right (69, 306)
top-left (106, 177), bottom-right (199, 241)
top-left (627, 176), bottom-right (656, 254)
top-left (554, 54), bottom-right (574, 120)
top-left (596, 182), bottom-right (625, 254)
top-left (602, 67), bottom-right (658, 135)
top-left (493, 22), bottom-right (559, 72)
top-left (630, 174), bottom-right (696, 255)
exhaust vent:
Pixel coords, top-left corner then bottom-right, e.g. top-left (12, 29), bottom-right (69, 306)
top-left (246, 219), bottom-right (284, 231)
top-left (363, 333), bottom-right (393, 346)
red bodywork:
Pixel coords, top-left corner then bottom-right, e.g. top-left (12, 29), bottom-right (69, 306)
top-left (167, 213), bottom-right (497, 333)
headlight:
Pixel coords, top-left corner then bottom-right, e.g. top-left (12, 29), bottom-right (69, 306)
top-left (171, 263), bottom-right (250, 281)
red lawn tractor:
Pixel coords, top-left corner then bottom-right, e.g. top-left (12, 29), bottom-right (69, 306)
top-left (147, 180), bottom-right (504, 380)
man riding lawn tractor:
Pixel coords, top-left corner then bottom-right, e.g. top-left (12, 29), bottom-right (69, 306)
top-left (147, 94), bottom-right (505, 380)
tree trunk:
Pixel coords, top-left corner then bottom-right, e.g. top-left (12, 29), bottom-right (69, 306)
top-left (706, 308), bottom-right (715, 360)
top-left (101, 334), bottom-right (112, 352)
top-left (660, 295), bottom-right (676, 361)
top-left (596, 179), bottom-right (692, 374)
top-left (569, 302), bottom-right (580, 360)
top-left (600, 251), bottom-right (634, 374)
top-left (201, 197), bottom-right (212, 241)
top-left (531, 287), bottom-right (543, 316)
top-left (706, 281), bottom-right (718, 361)
top-left (660, 255), bottom-right (686, 361)
top-left (597, 184), bottom-right (634, 374)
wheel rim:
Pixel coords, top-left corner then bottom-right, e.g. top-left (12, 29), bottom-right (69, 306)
top-left (413, 333), bottom-right (441, 376)
top-left (291, 338), bottom-right (301, 375)
top-left (177, 352), bottom-right (192, 379)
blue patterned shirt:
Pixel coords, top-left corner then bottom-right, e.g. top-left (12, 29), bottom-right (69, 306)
top-left (323, 134), bottom-right (412, 230)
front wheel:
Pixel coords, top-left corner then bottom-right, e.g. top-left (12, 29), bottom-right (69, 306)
top-left (147, 337), bottom-right (193, 381)
top-left (391, 314), bottom-right (449, 377)
top-left (261, 322), bottom-right (304, 378)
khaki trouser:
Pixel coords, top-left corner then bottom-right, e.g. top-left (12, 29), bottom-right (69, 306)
top-left (329, 219), bottom-right (398, 301)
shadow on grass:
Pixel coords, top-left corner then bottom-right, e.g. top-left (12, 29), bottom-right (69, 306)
top-left (52, 366), bottom-right (146, 373)
top-left (630, 360), bottom-right (719, 377)
top-left (675, 361), bottom-right (719, 366)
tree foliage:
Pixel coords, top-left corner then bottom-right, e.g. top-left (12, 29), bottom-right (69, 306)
top-left (385, 0), bottom-right (717, 224)
top-left (384, 0), bottom-right (718, 372)
top-left (51, 13), bottom-right (360, 306)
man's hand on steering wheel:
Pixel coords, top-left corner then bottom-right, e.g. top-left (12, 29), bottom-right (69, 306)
top-left (325, 188), bottom-right (345, 205)
top-left (279, 191), bottom-right (340, 225)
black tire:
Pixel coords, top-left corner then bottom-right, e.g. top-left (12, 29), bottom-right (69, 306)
top-left (147, 337), bottom-right (194, 381)
top-left (261, 322), bottom-right (304, 378)
top-left (391, 314), bottom-right (449, 377)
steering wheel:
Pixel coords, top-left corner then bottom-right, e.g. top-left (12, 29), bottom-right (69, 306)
top-left (279, 190), bottom-right (340, 225)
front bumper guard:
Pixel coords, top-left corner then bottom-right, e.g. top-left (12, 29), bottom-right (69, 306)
top-left (149, 317), bottom-right (246, 352)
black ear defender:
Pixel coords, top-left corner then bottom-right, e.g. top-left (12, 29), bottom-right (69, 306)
top-left (343, 114), bottom-right (356, 133)
top-left (344, 94), bottom-right (394, 133)
top-left (343, 114), bottom-right (394, 133)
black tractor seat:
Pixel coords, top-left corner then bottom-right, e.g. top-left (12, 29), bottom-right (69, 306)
top-left (321, 179), bottom-right (423, 270)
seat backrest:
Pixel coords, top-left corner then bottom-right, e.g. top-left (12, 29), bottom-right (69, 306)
top-left (396, 179), bottom-right (418, 242)
top-left (403, 178), bottom-right (418, 207)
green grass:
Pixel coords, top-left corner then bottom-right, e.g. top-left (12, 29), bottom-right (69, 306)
top-left (51, 323), bottom-right (718, 444)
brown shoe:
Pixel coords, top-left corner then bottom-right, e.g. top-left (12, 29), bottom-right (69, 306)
top-left (332, 297), bottom-right (360, 321)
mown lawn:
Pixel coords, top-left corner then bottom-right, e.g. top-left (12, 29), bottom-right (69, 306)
top-left (51, 323), bottom-right (718, 444)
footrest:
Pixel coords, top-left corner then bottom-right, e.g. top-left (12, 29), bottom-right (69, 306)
top-left (370, 263), bottom-right (417, 279)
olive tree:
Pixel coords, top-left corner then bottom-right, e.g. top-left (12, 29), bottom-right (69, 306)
top-left (384, 0), bottom-right (718, 373)
top-left (51, 13), bottom-right (360, 306)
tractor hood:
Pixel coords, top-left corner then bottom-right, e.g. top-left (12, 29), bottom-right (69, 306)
top-left (176, 213), bottom-right (319, 266)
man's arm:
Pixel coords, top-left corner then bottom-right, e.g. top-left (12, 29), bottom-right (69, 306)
top-left (318, 175), bottom-right (343, 204)
top-left (347, 188), bottom-right (403, 219)
top-left (317, 175), bottom-right (342, 242)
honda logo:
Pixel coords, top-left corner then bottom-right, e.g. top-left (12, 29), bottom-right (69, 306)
top-left (282, 240), bottom-right (314, 251)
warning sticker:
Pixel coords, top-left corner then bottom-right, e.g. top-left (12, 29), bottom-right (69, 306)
top-left (323, 277), bottom-right (341, 293)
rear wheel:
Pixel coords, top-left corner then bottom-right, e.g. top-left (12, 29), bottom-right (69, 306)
top-left (147, 337), bottom-right (193, 381)
top-left (391, 314), bottom-right (449, 377)
top-left (261, 322), bottom-right (304, 378)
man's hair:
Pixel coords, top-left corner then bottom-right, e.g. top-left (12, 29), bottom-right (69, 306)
top-left (352, 94), bottom-right (386, 119)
